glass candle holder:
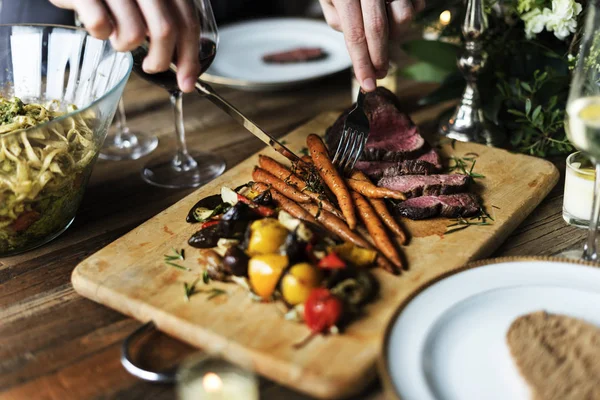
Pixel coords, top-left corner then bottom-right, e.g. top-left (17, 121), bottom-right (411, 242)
top-left (351, 61), bottom-right (398, 100)
top-left (176, 355), bottom-right (259, 400)
top-left (563, 151), bottom-right (595, 228)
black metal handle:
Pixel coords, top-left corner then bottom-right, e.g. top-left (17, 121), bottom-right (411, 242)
top-left (120, 321), bottom-right (178, 383)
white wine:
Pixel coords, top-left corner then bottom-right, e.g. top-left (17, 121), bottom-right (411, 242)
top-left (566, 96), bottom-right (600, 157)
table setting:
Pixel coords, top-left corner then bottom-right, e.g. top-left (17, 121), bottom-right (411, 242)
top-left (1, 0), bottom-right (600, 399)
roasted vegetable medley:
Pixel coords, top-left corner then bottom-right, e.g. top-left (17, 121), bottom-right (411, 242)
top-left (187, 185), bottom-right (380, 334)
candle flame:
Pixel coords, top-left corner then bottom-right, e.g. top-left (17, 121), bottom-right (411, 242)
top-left (439, 10), bottom-right (452, 26)
top-left (203, 372), bottom-right (223, 393)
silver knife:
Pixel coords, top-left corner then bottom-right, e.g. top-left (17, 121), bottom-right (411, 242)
top-left (194, 80), bottom-right (302, 164)
top-left (165, 61), bottom-right (303, 164)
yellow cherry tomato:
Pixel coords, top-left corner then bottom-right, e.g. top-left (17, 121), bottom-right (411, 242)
top-left (281, 262), bottom-right (322, 306)
top-left (247, 219), bottom-right (289, 256)
top-left (248, 254), bottom-right (288, 300)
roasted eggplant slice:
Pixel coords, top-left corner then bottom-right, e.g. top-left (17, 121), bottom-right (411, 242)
top-left (252, 189), bottom-right (273, 206)
top-left (223, 246), bottom-right (250, 277)
top-left (186, 194), bottom-right (223, 223)
top-left (188, 224), bottom-right (222, 248)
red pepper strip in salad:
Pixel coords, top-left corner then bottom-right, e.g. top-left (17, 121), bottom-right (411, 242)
top-left (201, 220), bottom-right (220, 229)
top-left (318, 252), bottom-right (346, 269)
top-left (236, 193), bottom-right (276, 217)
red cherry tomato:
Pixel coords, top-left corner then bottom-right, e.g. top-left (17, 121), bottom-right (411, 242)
top-left (304, 288), bottom-right (343, 333)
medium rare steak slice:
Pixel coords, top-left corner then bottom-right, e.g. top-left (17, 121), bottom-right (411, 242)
top-left (355, 147), bottom-right (443, 180)
top-left (325, 87), bottom-right (427, 161)
top-left (378, 174), bottom-right (469, 198)
top-left (356, 159), bottom-right (438, 180)
top-left (395, 193), bottom-right (481, 220)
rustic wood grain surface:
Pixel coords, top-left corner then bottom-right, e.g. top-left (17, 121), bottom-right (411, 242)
top-left (0, 65), bottom-right (586, 399)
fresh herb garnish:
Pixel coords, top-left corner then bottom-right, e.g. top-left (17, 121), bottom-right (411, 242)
top-left (164, 248), bottom-right (191, 271)
top-left (445, 206), bottom-right (495, 234)
top-left (203, 270), bottom-right (211, 284)
top-left (280, 140), bottom-right (288, 145)
top-left (448, 155), bottom-right (485, 180)
top-left (184, 277), bottom-right (227, 301)
top-left (300, 147), bottom-right (310, 156)
top-left (184, 277), bottom-right (201, 301)
top-left (206, 288), bottom-right (227, 300)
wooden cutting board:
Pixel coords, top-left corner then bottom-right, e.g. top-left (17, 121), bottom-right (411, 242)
top-left (72, 111), bottom-right (559, 399)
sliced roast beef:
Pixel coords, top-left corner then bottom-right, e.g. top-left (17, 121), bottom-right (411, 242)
top-left (356, 159), bottom-right (438, 180)
top-left (325, 87), bottom-right (428, 161)
top-left (395, 193), bottom-right (481, 220)
top-left (415, 148), bottom-right (442, 170)
top-left (378, 174), bottom-right (469, 198)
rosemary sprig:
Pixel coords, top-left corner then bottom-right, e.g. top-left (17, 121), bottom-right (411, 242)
top-left (164, 248), bottom-right (190, 271)
top-left (445, 206), bottom-right (496, 234)
top-left (206, 288), bottom-right (227, 300)
top-left (448, 155), bottom-right (485, 180)
top-left (184, 277), bottom-right (201, 301)
top-left (203, 270), bottom-right (211, 284)
top-left (183, 278), bottom-right (227, 302)
top-left (300, 147), bottom-right (309, 156)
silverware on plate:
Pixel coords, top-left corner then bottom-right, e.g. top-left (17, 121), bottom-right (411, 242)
top-left (332, 89), bottom-right (370, 175)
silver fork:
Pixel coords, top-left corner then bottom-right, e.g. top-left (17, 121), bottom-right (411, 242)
top-left (332, 90), bottom-right (370, 175)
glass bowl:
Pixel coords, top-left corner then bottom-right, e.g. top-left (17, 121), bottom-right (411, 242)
top-left (0, 25), bottom-right (132, 257)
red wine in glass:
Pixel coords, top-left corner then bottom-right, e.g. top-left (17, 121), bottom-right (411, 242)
top-left (131, 38), bottom-right (217, 92)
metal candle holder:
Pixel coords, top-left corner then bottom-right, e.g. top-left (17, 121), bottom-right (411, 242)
top-left (439, 0), bottom-right (504, 145)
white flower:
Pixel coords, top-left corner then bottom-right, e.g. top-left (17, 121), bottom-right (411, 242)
top-left (522, 9), bottom-right (548, 39)
top-left (520, 0), bottom-right (582, 40)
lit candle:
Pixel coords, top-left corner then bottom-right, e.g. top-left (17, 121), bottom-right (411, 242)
top-left (563, 151), bottom-right (595, 228)
top-left (439, 10), bottom-right (452, 26)
top-left (177, 357), bottom-right (259, 400)
top-left (422, 10), bottom-right (452, 40)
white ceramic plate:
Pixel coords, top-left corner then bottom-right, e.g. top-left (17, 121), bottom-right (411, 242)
top-left (203, 18), bottom-right (351, 91)
top-left (380, 258), bottom-right (600, 400)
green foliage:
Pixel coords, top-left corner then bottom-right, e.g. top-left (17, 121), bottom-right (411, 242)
top-left (401, 2), bottom-right (578, 158)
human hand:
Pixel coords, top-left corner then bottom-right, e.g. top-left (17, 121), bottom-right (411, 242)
top-left (319, 0), bottom-right (425, 92)
top-left (50, 0), bottom-right (201, 93)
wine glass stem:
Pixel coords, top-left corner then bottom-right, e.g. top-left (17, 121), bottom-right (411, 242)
top-left (582, 162), bottom-right (600, 261)
top-left (170, 90), bottom-right (197, 172)
top-left (116, 98), bottom-right (129, 135)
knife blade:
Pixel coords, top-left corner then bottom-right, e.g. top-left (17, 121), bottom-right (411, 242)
top-left (194, 80), bottom-right (302, 164)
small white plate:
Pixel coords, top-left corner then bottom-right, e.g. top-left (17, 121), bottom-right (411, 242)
top-left (380, 258), bottom-right (600, 400)
top-left (204, 18), bottom-right (351, 91)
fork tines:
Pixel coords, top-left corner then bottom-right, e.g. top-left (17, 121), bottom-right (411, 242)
top-left (332, 128), bottom-right (366, 175)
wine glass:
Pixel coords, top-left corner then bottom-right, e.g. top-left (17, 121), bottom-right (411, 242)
top-left (565, 1), bottom-right (600, 261)
top-left (134, 0), bottom-right (226, 189)
top-left (99, 98), bottom-right (159, 160)
top-left (74, 16), bottom-right (158, 162)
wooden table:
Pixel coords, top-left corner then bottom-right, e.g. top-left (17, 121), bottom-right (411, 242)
top-left (0, 69), bottom-right (586, 400)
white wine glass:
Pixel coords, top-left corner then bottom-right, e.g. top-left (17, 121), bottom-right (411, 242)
top-left (565, 0), bottom-right (600, 261)
top-left (99, 98), bottom-right (158, 160)
top-left (134, 0), bottom-right (225, 189)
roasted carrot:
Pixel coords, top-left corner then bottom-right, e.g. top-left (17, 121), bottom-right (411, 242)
top-left (300, 202), bottom-right (371, 249)
top-left (258, 155), bottom-right (345, 219)
top-left (347, 170), bottom-right (406, 200)
top-left (376, 255), bottom-right (400, 275)
top-left (251, 183), bottom-right (317, 224)
top-left (306, 134), bottom-right (356, 229)
top-left (368, 198), bottom-right (408, 245)
top-left (352, 192), bottom-right (404, 270)
top-left (301, 155), bottom-right (313, 165)
top-left (252, 167), bottom-right (312, 203)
